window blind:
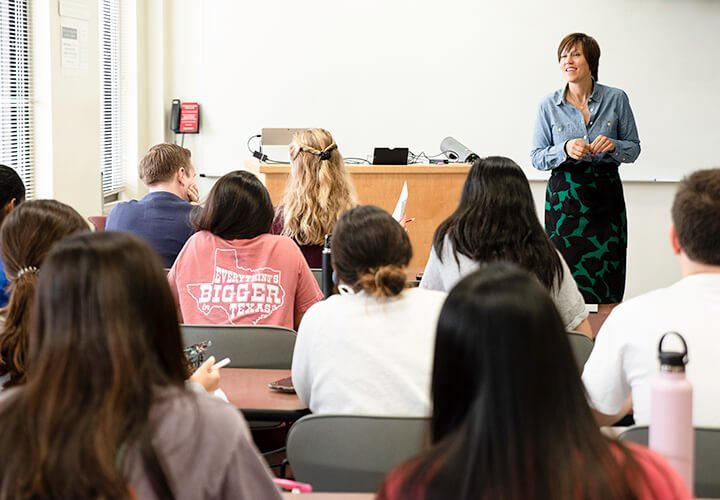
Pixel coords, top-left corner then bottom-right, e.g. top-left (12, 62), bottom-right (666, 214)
top-left (100, 0), bottom-right (122, 195)
top-left (0, 0), bottom-right (34, 198)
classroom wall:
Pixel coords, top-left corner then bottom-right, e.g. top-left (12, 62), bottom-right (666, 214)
top-left (35, 1), bottom-right (687, 299)
top-left (32, 0), bottom-right (103, 218)
top-left (155, 1), bottom-right (686, 300)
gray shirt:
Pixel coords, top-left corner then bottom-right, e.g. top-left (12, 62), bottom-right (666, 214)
top-left (0, 387), bottom-right (283, 500)
top-left (419, 238), bottom-right (588, 330)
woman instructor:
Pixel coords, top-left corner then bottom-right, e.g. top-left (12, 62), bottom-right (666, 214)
top-left (531, 33), bottom-right (640, 304)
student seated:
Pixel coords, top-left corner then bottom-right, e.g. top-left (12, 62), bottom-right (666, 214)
top-left (0, 165), bottom-right (25, 308)
top-left (420, 156), bottom-right (591, 335)
top-left (0, 232), bottom-right (282, 499)
top-left (378, 264), bottom-right (692, 500)
top-left (106, 143), bottom-right (198, 267)
top-left (0, 200), bottom-right (89, 388)
top-left (292, 205), bottom-right (446, 415)
top-left (169, 170), bottom-right (323, 329)
top-left (583, 168), bottom-right (720, 426)
top-left (271, 128), bottom-right (357, 267)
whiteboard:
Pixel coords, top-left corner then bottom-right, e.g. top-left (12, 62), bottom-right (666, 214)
top-left (195, 0), bottom-right (720, 181)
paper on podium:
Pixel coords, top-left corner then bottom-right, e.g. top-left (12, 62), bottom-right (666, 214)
top-left (392, 181), bottom-right (408, 222)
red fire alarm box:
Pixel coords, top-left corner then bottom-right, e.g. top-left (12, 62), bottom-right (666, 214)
top-left (179, 102), bottom-right (199, 133)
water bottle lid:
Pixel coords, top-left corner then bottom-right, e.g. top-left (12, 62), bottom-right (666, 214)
top-left (658, 331), bottom-right (688, 368)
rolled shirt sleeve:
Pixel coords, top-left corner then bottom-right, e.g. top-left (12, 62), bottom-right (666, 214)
top-left (611, 90), bottom-right (641, 163)
top-left (531, 99), bottom-right (569, 171)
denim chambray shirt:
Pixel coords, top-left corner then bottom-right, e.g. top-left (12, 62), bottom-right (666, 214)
top-left (530, 82), bottom-right (641, 171)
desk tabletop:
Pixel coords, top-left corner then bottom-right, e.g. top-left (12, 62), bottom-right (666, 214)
top-left (219, 368), bottom-right (309, 421)
top-left (282, 494), bottom-right (374, 499)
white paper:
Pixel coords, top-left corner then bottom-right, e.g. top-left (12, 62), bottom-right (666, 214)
top-left (61, 25), bottom-right (79, 70)
top-left (61, 20), bottom-right (88, 72)
top-left (59, 0), bottom-right (90, 20)
top-left (392, 181), bottom-right (408, 222)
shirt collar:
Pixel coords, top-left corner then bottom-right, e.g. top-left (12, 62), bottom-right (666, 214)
top-left (144, 190), bottom-right (188, 203)
top-left (554, 81), bottom-right (603, 106)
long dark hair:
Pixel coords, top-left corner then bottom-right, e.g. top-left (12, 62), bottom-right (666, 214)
top-left (432, 156), bottom-right (563, 292)
top-left (332, 205), bottom-right (411, 298)
top-left (0, 232), bottom-right (188, 499)
top-left (383, 264), bottom-right (644, 500)
top-left (0, 200), bottom-right (89, 387)
top-left (191, 170), bottom-right (273, 240)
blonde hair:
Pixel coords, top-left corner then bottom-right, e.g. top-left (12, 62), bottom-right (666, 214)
top-left (281, 129), bottom-right (357, 245)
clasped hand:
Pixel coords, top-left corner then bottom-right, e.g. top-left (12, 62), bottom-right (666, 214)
top-left (187, 183), bottom-right (200, 204)
top-left (565, 135), bottom-right (615, 160)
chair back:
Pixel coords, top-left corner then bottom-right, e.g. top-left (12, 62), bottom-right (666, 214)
top-left (88, 216), bottom-right (107, 231)
top-left (567, 331), bottom-right (593, 372)
top-left (287, 414), bottom-right (429, 492)
top-left (618, 426), bottom-right (720, 497)
top-left (181, 324), bottom-right (297, 369)
top-left (310, 268), bottom-right (322, 289)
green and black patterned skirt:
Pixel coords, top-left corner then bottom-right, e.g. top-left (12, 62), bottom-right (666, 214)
top-left (545, 161), bottom-right (627, 304)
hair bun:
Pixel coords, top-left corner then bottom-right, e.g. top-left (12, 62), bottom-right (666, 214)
top-left (358, 265), bottom-right (406, 298)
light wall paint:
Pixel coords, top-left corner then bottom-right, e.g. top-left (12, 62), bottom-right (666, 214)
top-left (33, 0), bottom-right (102, 218)
top-left (35, 0), bottom-right (690, 299)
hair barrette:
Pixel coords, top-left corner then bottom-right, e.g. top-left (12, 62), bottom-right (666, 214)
top-left (319, 150), bottom-right (332, 161)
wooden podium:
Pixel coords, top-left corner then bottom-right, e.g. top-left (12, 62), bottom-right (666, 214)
top-left (257, 163), bottom-right (471, 273)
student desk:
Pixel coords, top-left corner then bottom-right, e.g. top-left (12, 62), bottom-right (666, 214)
top-left (219, 368), bottom-right (309, 421)
top-left (257, 163), bottom-right (471, 273)
top-left (281, 494), bottom-right (374, 499)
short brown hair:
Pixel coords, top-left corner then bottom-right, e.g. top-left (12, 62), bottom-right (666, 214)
top-left (138, 143), bottom-right (192, 186)
top-left (672, 169), bottom-right (720, 266)
top-left (558, 33), bottom-right (601, 82)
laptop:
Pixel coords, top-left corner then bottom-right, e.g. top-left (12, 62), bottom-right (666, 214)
top-left (372, 147), bottom-right (409, 165)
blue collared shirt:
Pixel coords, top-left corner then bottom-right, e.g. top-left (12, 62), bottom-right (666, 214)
top-left (530, 82), bottom-right (640, 171)
top-left (105, 191), bottom-right (194, 268)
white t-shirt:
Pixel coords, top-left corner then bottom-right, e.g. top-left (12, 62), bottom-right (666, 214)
top-left (419, 237), bottom-right (587, 330)
top-left (582, 273), bottom-right (720, 426)
top-left (292, 287), bottom-right (447, 416)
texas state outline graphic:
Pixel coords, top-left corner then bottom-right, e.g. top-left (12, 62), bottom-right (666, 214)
top-left (186, 248), bottom-right (286, 325)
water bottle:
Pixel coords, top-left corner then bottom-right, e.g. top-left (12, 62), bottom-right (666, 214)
top-left (321, 233), bottom-right (333, 299)
top-left (649, 331), bottom-right (693, 494)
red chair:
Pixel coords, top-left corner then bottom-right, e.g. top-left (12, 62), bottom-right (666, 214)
top-left (88, 216), bottom-right (107, 231)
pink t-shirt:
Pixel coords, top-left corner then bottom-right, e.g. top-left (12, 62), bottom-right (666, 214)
top-left (168, 231), bottom-right (323, 329)
top-left (377, 442), bottom-right (692, 500)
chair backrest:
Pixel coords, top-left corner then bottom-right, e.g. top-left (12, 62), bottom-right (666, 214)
top-left (567, 331), bottom-right (594, 372)
top-left (310, 268), bottom-right (322, 289)
top-left (88, 216), bottom-right (107, 231)
top-left (181, 324), bottom-right (297, 369)
top-left (287, 414), bottom-right (429, 492)
top-left (618, 426), bottom-right (720, 497)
